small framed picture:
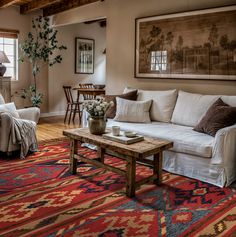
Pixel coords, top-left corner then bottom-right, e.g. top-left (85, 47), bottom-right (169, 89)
top-left (75, 37), bottom-right (94, 74)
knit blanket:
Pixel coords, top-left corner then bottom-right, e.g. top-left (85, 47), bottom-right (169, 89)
top-left (11, 117), bottom-right (38, 159)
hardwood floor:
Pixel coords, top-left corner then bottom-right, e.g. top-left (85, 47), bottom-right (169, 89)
top-left (37, 116), bottom-right (81, 142)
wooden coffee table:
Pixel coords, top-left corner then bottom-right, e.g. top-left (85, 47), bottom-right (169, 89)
top-left (63, 128), bottom-right (173, 198)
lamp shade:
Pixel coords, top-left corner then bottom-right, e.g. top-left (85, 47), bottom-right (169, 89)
top-left (0, 51), bottom-right (10, 64)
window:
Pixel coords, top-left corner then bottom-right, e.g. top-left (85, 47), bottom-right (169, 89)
top-left (151, 51), bottom-right (167, 72)
top-left (0, 29), bottom-right (19, 80)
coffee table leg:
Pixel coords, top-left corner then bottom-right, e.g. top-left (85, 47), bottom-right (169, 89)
top-left (153, 152), bottom-right (163, 185)
top-left (70, 139), bottom-right (78, 174)
top-left (126, 157), bottom-right (136, 198)
top-left (97, 147), bottom-right (105, 163)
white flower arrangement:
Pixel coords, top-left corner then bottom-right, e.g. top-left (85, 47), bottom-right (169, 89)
top-left (83, 98), bottom-right (113, 117)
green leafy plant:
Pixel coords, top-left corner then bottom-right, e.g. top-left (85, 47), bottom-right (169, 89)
top-left (19, 15), bottom-right (67, 107)
top-left (20, 85), bottom-right (43, 107)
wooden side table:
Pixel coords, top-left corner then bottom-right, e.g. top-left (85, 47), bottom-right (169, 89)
top-left (63, 128), bottom-right (173, 198)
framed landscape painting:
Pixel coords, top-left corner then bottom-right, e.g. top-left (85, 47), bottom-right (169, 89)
top-left (75, 37), bottom-right (94, 74)
top-left (135, 5), bottom-right (236, 80)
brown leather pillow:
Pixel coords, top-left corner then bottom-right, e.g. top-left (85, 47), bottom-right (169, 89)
top-left (104, 90), bottom-right (138, 118)
top-left (194, 98), bottom-right (236, 136)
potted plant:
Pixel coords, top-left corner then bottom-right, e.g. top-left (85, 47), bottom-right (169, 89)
top-left (19, 15), bottom-right (67, 107)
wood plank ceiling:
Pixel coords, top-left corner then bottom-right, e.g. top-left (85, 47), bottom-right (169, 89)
top-left (0, 0), bottom-right (104, 16)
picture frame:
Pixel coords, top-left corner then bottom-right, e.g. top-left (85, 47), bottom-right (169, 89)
top-left (75, 37), bottom-right (94, 74)
top-left (135, 5), bottom-right (236, 80)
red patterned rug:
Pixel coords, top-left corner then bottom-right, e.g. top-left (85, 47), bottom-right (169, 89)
top-left (0, 139), bottom-right (235, 237)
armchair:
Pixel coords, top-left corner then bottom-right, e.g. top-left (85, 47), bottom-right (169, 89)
top-left (0, 94), bottom-right (40, 153)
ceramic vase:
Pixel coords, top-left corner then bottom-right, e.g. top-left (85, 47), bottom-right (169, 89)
top-left (88, 116), bottom-right (106, 135)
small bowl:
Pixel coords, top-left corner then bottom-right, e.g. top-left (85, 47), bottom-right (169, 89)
top-left (93, 84), bottom-right (105, 89)
top-left (124, 131), bottom-right (137, 138)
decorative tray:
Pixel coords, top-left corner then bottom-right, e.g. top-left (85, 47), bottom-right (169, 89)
top-left (102, 131), bottom-right (144, 145)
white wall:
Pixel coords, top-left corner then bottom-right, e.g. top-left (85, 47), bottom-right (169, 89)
top-left (0, 6), bottom-right (106, 114)
top-left (53, 0), bottom-right (236, 97)
top-left (48, 22), bottom-right (106, 113)
top-left (0, 7), bottom-right (49, 112)
top-left (1, 0), bottom-right (235, 115)
top-left (0, 7), bottom-right (31, 108)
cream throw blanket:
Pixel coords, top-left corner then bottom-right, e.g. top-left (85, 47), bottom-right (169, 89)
top-left (10, 117), bottom-right (38, 159)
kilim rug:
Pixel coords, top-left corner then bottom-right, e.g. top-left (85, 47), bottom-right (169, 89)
top-left (0, 138), bottom-right (235, 237)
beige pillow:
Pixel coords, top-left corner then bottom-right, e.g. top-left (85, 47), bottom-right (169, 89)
top-left (137, 89), bottom-right (177, 122)
top-left (114, 97), bottom-right (152, 123)
top-left (0, 102), bottom-right (20, 118)
top-left (171, 91), bottom-right (219, 127)
top-left (103, 90), bottom-right (138, 118)
top-left (123, 88), bottom-right (177, 122)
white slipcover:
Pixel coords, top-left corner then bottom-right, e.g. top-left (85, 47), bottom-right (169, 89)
top-left (82, 89), bottom-right (236, 187)
top-left (106, 119), bottom-right (236, 187)
top-left (107, 120), bottom-right (213, 158)
top-left (0, 98), bottom-right (40, 153)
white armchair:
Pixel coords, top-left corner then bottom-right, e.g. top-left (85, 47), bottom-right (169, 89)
top-left (0, 94), bottom-right (40, 153)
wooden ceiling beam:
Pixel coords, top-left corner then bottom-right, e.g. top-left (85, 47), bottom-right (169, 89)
top-left (20, 0), bottom-right (61, 14)
top-left (0, 0), bottom-right (21, 8)
top-left (43, 0), bottom-right (103, 17)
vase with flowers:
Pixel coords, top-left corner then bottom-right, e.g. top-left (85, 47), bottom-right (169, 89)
top-left (83, 98), bottom-right (113, 135)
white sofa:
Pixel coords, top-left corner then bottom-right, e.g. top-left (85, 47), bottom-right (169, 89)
top-left (0, 94), bottom-right (40, 153)
top-left (105, 89), bottom-right (236, 187)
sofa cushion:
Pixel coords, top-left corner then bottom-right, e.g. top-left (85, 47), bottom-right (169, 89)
top-left (136, 89), bottom-right (177, 122)
top-left (0, 103), bottom-right (20, 118)
top-left (0, 94), bottom-right (5, 104)
top-left (107, 119), bottom-right (214, 158)
top-left (114, 97), bottom-right (152, 123)
top-left (194, 98), bottom-right (236, 136)
top-left (104, 90), bottom-right (138, 118)
top-left (171, 91), bottom-right (219, 127)
top-left (221, 95), bottom-right (236, 107)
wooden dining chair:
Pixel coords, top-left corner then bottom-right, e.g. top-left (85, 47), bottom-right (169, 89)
top-left (63, 86), bottom-right (82, 124)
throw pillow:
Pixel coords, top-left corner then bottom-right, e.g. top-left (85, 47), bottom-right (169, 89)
top-left (194, 98), bottom-right (236, 136)
top-left (0, 94), bottom-right (5, 104)
top-left (104, 90), bottom-right (138, 118)
top-left (0, 102), bottom-right (20, 118)
top-left (114, 97), bottom-right (152, 123)
top-left (171, 91), bottom-right (219, 127)
top-left (137, 89), bottom-right (177, 122)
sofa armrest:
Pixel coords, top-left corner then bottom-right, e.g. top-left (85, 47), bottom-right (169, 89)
top-left (212, 124), bottom-right (236, 185)
top-left (0, 112), bottom-right (13, 151)
top-left (212, 124), bottom-right (236, 164)
top-left (17, 107), bottom-right (40, 124)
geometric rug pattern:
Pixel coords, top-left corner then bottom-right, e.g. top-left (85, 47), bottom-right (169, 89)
top-left (0, 139), bottom-right (235, 237)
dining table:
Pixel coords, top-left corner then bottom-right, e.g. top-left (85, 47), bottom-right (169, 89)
top-left (73, 87), bottom-right (106, 98)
